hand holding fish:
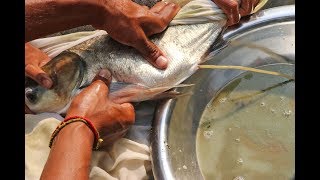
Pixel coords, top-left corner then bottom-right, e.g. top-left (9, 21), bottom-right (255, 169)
top-left (26, 0), bottom-right (180, 70)
top-left (40, 70), bottom-right (135, 180)
top-left (65, 69), bottom-right (135, 143)
top-left (212, 0), bottom-right (260, 26)
top-left (93, 0), bottom-right (180, 69)
top-left (25, 43), bottom-right (52, 89)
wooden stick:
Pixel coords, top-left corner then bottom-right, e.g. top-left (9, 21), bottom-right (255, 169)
top-left (198, 65), bottom-right (294, 80)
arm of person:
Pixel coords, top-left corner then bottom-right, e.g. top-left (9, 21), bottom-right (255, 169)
top-left (25, 0), bottom-right (104, 42)
top-left (40, 69), bottom-right (135, 180)
top-left (40, 122), bottom-right (95, 180)
top-left (25, 0), bottom-right (180, 70)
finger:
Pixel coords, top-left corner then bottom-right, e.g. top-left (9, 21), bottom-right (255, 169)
top-left (25, 43), bottom-right (51, 67)
top-left (150, 1), bottom-right (170, 13)
top-left (143, 2), bottom-right (180, 36)
top-left (156, 2), bottom-right (180, 24)
top-left (120, 103), bottom-right (135, 126)
top-left (239, 0), bottom-right (254, 17)
top-left (250, 0), bottom-right (260, 14)
top-left (253, 0), bottom-right (260, 7)
top-left (87, 80), bottom-right (110, 97)
top-left (226, 7), bottom-right (240, 26)
top-left (214, 0), bottom-right (240, 26)
top-left (38, 56), bottom-right (51, 67)
top-left (25, 64), bottom-right (53, 89)
top-left (132, 32), bottom-right (168, 69)
top-left (92, 68), bottom-right (112, 86)
top-left (142, 5), bottom-right (149, 10)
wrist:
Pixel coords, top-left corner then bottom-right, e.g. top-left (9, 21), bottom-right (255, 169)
top-left (51, 116), bottom-right (104, 149)
top-left (51, 122), bottom-right (94, 148)
top-left (65, 114), bottom-right (103, 133)
top-left (42, 121), bottom-right (93, 180)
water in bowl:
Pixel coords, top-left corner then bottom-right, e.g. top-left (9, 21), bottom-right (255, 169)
top-left (196, 63), bottom-right (295, 180)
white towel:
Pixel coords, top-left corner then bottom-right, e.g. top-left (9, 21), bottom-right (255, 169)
top-left (25, 113), bottom-right (152, 180)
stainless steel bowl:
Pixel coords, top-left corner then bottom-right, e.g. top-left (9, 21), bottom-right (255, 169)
top-left (151, 5), bottom-right (295, 180)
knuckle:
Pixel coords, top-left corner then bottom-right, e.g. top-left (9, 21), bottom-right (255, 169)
top-left (70, 98), bottom-right (81, 108)
top-left (158, 19), bottom-right (168, 31)
top-left (25, 64), bottom-right (36, 73)
top-left (145, 43), bottom-right (159, 59)
top-left (228, 1), bottom-right (238, 9)
top-left (95, 81), bottom-right (109, 94)
top-left (123, 104), bottom-right (135, 125)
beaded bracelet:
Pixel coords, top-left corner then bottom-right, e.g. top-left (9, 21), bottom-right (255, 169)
top-left (49, 116), bottom-right (103, 150)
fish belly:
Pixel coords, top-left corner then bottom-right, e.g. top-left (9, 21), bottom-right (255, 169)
top-left (68, 22), bottom-right (223, 89)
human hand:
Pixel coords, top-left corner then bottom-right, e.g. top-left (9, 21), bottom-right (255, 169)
top-left (65, 69), bottom-right (135, 145)
top-left (25, 43), bottom-right (53, 89)
top-left (94, 0), bottom-right (180, 69)
top-left (212, 0), bottom-right (260, 26)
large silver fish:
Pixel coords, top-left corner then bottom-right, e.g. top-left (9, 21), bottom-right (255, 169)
top-left (24, 0), bottom-right (229, 114)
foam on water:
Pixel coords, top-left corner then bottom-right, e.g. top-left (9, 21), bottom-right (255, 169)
top-left (196, 64), bottom-right (295, 180)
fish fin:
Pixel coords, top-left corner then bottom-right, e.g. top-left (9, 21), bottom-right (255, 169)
top-left (109, 82), bottom-right (194, 104)
top-left (150, 90), bottom-right (193, 101)
top-left (109, 82), bottom-right (147, 92)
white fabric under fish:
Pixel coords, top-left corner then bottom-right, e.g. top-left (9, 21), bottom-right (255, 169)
top-left (25, 114), bottom-right (152, 180)
top-left (30, 30), bottom-right (107, 59)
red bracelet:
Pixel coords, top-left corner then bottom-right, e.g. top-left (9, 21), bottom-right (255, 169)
top-left (49, 116), bottom-right (103, 150)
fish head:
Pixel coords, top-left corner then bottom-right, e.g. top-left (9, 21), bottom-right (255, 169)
top-left (25, 51), bottom-right (86, 113)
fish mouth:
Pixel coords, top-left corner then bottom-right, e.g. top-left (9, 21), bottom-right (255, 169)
top-left (25, 51), bottom-right (86, 113)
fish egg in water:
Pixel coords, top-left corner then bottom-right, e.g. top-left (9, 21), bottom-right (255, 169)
top-left (203, 130), bottom-right (214, 139)
top-left (219, 97), bottom-right (227, 103)
top-left (237, 158), bottom-right (244, 165)
top-left (196, 64), bottom-right (295, 180)
top-left (270, 108), bottom-right (276, 113)
top-left (233, 176), bottom-right (245, 180)
top-left (283, 110), bottom-right (292, 118)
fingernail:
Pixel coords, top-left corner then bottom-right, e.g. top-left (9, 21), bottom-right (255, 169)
top-left (37, 74), bottom-right (52, 89)
top-left (94, 69), bottom-right (112, 85)
top-left (98, 69), bottom-right (112, 79)
top-left (41, 78), bottom-right (52, 89)
top-left (155, 56), bottom-right (168, 69)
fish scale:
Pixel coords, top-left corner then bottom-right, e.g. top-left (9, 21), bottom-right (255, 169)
top-left (68, 22), bottom-right (222, 89)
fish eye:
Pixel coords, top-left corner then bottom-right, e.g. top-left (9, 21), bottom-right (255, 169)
top-left (25, 88), bottom-right (38, 104)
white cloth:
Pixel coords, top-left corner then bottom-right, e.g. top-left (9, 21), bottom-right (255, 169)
top-left (25, 113), bottom-right (152, 180)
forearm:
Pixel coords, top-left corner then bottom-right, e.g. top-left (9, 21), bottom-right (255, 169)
top-left (25, 0), bottom-right (105, 42)
top-left (40, 122), bottom-right (94, 180)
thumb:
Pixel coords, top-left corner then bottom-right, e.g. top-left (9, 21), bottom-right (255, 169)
top-left (133, 33), bottom-right (169, 69)
top-left (25, 64), bottom-right (53, 89)
top-left (92, 68), bottom-right (112, 86)
top-left (119, 102), bottom-right (135, 126)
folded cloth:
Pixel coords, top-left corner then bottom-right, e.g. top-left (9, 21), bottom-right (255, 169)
top-left (25, 113), bottom-right (152, 180)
